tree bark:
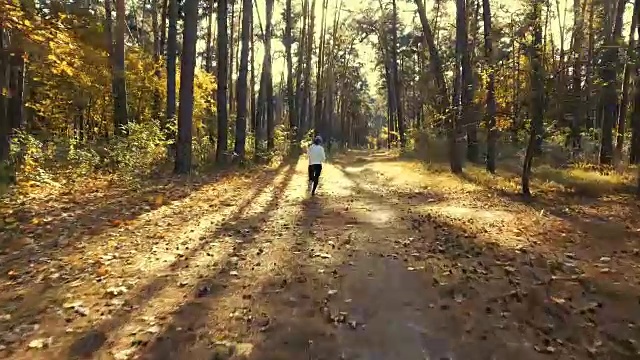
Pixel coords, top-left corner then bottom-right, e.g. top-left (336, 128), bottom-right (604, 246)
top-left (295, 0), bottom-right (308, 142)
top-left (166, 0), bottom-right (178, 131)
top-left (599, 0), bottom-right (626, 165)
top-left (301, 0), bottom-right (315, 138)
top-left (482, 0), bottom-right (497, 173)
top-left (522, 1), bottom-right (544, 197)
top-left (175, 0), bottom-right (198, 173)
top-left (216, 0), bottom-right (229, 162)
top-left (391, 0), bottom-right (405, 148)
top-left (234, 0), bottom-right (251, 159)
top-left (205, 0), bottom-right (214, 72)
top-left (228, 0), bottom-right (236, 115)
top-left (414, 0), bottom-right (449, 115)
top-left (569, 0), bottom-right (586, 155)
top-left (284, 0), bottom-right (296, 150)
top-left (451, 0), bottom-right (467, 174)
top-left (313, 0), bottom-right (329, 137)
top-left (0, 23), bottom-right (9, 164)
top-left (631, 0), bottom-right (640, 164)
top-left (466, 0), bottom-right (480, 162)
top-left (113, 0), bottom-right (129, 135)
top-left (265, 0), bottom-right (275, 151)
top-left (615, 0), bottom-right (638, 158)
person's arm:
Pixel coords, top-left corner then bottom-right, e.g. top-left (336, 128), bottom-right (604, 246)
top-left (321, 146), bottom-right (326, 162)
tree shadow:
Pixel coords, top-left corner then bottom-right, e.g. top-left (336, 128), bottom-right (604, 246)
top-left (328, 162), bottom-right (640, 359)
top-left (0, 166), bottom-right (273, 274)
top-left (64, 163), bottom-right (298, 359)
top-left (87, 164), bottom-right (300, 360)
top-left (0, 164), bottom-right (294, 349)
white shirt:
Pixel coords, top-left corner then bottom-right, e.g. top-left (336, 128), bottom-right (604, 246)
top-left (308, 144), bottom-right (326, 165)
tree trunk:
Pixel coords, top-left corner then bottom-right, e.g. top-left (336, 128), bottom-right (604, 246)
top-left (451, 0), bottom-right (466, 174)
top-left (250, 22), bottom-right (256, 135)
top-left (313, 0), bottom-right (329, 137)
top-left (522, 2), bottom-right (544, 197)
top-left (391, 0), bottom-right (405, 148)
top-left (205, 0), bottom-right (214, 72)
top-left (615, 0), bottom-right (638, 158)
top-left (466, 0), bottom-right (480, 162)
top-left (216, 0), bottom-right (229, 162)
top-left (414, 0), bottom-right (449, 114)
top-left (113, 0), bottom-right (129, 135)
top-left (301, 0), bottom-right (315, 138)
top-left (7, 52), bottom-right (25, 133)
top-left (175, 0), bottom-right (198, 173)
top-left (284, 0), bottom-right (296, 150)
top-left (152, 0), bottom-right (162, 121)
top-left (631, 0), bottom-right (640, 164)
top-left (265, 0), bottom-right (275, 151)
top-left (166, 0), bottom-right (178, 131)
top-left (482, 0), bottom-right (497, 173)
top-left (234, 0), bottom-right (251, 159)
top-left (569, 0), bottom-right (586, 155)
top-left (159, 0), bottom-right (167, 53)
top-left (0, 23), bottom-right (9, 164)
top-left (228, 0), bottom-right (236, 115)
top-left (295, 0), bottom-right (308, 142)
top-left (599, 0), bottom-right (626, 165)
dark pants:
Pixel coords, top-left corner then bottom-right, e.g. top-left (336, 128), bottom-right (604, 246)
top-left (308, 164), bottom-right (322, 194)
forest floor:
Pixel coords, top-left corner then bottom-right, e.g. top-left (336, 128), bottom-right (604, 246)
top-left (1, 150), bottom-right (639, 360)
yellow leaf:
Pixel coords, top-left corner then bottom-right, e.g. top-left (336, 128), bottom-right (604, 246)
top-left (154, 195), bottom-right (164, 206)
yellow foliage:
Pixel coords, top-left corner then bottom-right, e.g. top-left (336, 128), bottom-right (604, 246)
top-left (5, 2), bottom-right (216, 139)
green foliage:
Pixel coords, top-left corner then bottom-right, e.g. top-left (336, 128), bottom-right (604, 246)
top-left (105, 121), bottom-right (170, 178)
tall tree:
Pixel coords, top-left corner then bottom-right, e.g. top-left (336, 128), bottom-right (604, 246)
top-left (216, 0), bottom-right (229, 162)
top-left (451, 0), bottom-right (467, 173)
top-left (265, 0), bottom-right (275, 150)
top-left (284, 0), bottom-right (296, 150)
top-left (599, 0), bottom-right (626, 165)
top-left (234, 0), bottom-right (251, 159)
top-left (615, 0), bottom-right (638, 157)
top-left (522, 1), bottom-right (544, 196)
top-left (414, 0), bottom-right (450, 130)
top-left (166, 0), bottom-right (178, 131)
top-left (175, 0), bottom-right (198, 173)
top-left (483, 0), bottom-right (497, 173)
top-left (569, 0), bottom-right (586, 155)
top-left (0, 22), bottom-right (9, 164)
top-left (632, 0), bottom-right (640, 164)
top-left (228, 0), bottom-right (236, 115)
top-left (390, 0), bottom-right (405, 148)
top-left (301, 0), bottom-right (315, 139)
top-left (113, 0), bottom-right (129, 135)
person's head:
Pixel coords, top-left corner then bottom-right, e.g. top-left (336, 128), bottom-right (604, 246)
top-left (313, 135), bottom-right (322, 145)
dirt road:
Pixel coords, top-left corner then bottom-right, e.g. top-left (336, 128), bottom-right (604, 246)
top-left (2, 151), bottom-right (639, 359)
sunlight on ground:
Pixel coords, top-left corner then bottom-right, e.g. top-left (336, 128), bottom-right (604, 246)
top-left (422, 205), bottom-right (514, 222)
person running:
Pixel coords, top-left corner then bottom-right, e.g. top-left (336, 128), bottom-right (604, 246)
top-left (307, 135), bottom-right (326, 196)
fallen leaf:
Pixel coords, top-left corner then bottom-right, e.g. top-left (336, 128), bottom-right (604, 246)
top-left (96, 267), bottom-right (109, 277)
top-left (113, 347), bottom-right (136, 360)
top-left (63, 300), bottom-right (83, 309)
top-left (146, 325), bottom-right (161, 334)
top-left (28, 337), bottom-right (52, 349)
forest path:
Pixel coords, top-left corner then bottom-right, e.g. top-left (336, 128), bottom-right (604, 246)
top-left (2, 151), bottom-right (639, 359)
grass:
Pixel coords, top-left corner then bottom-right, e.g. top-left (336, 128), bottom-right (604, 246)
top-left (406, 139), bottom-right (638, 198)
